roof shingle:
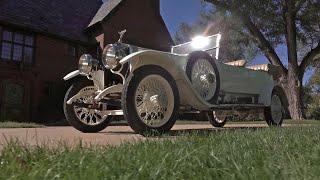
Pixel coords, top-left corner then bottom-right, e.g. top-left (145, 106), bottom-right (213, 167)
top-left (0, 0), bottom-right (102, 42)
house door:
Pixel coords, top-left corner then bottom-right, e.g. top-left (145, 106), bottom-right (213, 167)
top-left (0, 81), bottom-right (25, 122)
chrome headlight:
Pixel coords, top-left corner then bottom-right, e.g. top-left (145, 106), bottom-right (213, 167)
top-left (78, 54), bottom-right (93, 75)
top-left (102, 44), bottom-right (119, 69)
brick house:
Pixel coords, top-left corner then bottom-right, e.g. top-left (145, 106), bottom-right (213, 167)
top-left (0, 0), bottom-right (173, 122)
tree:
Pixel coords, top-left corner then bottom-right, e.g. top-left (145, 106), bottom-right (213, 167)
top-left (204, 0), bottom-right (320, 119)
top-left (304, 68), bottom-right (320, 119)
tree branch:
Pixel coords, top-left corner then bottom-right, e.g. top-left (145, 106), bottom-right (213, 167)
top-left (294, 0), bottom-right (306, 14)
top-left (205, 0), bottom-right (288, 75)
top-left (299, 42), bottom-right (320, 76)
top-left (282, 0), bottom-right (299, 70)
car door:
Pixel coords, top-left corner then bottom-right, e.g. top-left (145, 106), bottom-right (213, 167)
top-left (217, 62), bottom-right (251, 95)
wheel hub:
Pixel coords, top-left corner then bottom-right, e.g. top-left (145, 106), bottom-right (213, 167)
top-left (134, 75), bottom-right (174, 128)
top-left (191, 58), bottom-right (217, 101)
top-left (73, 86), bottom-right (107, 126)
top-left (200, 73), bottom-right (216, 84)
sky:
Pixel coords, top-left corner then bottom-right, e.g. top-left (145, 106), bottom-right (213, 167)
top-left (160, 0), bottom-right (202, 36)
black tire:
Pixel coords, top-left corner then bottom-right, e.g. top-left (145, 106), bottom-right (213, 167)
top-left (205, 111), bottom-right (227, 128)
top-left (63, 79), bottom-right (112, 133)
top-left (186, 51), bottom-right (220, 104)
top-left (264, 88), bottom-right (284, 126)
top-left (122, 65), bottom-right (180, 134)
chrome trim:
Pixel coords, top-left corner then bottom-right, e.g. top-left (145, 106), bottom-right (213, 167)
top-left (63, 70), bottom-right (80, 81)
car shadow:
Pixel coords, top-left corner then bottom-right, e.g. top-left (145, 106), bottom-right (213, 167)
top-left (99, 126), bottom-right (267, 137)
top-left (161, 126), bottom-right (266, 137)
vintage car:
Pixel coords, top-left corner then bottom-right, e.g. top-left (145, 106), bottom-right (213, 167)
top-left (63, 30), bottom-right (286, 134)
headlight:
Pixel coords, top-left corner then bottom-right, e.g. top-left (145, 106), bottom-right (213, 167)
top-left (78, 54), bottom-right (93, 75)
top-left (102, 44), bottom-right (119, 69)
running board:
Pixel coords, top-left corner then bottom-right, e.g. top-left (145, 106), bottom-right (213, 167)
top-left (210, 104), bottom-right (267, 110)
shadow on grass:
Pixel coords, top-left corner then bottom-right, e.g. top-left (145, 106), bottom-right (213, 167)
top-left (101, 126), bottom-right (267, 137)
top-left (167, 126), bottom-right (266, 137)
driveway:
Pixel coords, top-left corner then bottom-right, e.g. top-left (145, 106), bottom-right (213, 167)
top-left (0, 123), bottom-right (301, 150)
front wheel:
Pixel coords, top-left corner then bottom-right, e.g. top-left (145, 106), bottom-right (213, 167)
top-left (63, 80), bottom-right (112, 133)
top-left (264, 90), bottom-right (284, 126)
top-left (122, 65), bottom-right (180, 135)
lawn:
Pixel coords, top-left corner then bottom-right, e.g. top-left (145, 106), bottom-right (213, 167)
top-left (0, 121), bottom-right (43, 128)
top-left (1, 126), bottom-right (320, 179)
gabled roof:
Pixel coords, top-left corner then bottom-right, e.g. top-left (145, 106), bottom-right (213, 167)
top-left (0, 0), bottom-right (102, 42)
top-left (88, 0), bottom-right (123, 28)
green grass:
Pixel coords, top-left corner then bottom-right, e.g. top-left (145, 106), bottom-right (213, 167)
top-left (0, 121), bottom-right (43, 128)
top-left (1, 127), bottom-right (320, 179)
top-left (232, 119), bottom-right (320, 125)
top-left (175, 119), bottom-right (320, 125)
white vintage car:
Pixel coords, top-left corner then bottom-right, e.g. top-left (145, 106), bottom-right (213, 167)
top-left (63, 31), bottom-right (286, 134)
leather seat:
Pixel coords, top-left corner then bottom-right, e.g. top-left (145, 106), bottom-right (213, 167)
top-left (246, 64), bottom-right (269, 71)
top-left (246, 64), bottom-right (282, 79)
top-left (224, 60), bottom-right (247, 67)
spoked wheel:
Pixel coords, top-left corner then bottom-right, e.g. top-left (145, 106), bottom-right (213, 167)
top-left (186, 51), bottom-right (220, 104)
top-left (64, 80), bottom-right (112, 133)
top-left (122, 65), bottom-right (180, 134)
top-left (264, 90), bottom-right (284, 126)
top-left (205, 111), bottom-right (227, 128)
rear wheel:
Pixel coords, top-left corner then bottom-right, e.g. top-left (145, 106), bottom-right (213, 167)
top-left (63, 80), bottom-right (112, 133)
top-left (264, 90), bottom-right (284, 126)
top-left (122, 65), bottom-right (180, 134)
top-left (205, 111), bottom-right (227, 128)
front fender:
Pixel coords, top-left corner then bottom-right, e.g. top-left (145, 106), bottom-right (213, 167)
top-left (63, 70), bottom-right (105, 91)
top-left (119, 50), bottom-right (214, 110)
top-left (63, 70), bottom-right (80, 81)
top-left (120, 50), bottom-right (187, 79)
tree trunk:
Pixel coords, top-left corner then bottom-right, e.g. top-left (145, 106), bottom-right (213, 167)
top-left (282, 0), bottom-right (303, 120)
top-left (285, 71), bottom-right (304, 120)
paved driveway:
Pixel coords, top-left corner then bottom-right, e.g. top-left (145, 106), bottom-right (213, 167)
top-left (2, 123), bottom-right (308, 150)
top-left (0, 123), bottom-right (271, 150)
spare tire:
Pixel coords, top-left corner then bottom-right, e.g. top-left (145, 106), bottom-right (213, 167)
top-left (186, 51), bottom-right (220, 104)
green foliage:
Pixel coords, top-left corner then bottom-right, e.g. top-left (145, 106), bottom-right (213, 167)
top-left (1, 127), bottom-right (320, 179)
top-left (304, 68), bottom-right (320, 119)
top-left (207, 0), bottom-right (320, 49)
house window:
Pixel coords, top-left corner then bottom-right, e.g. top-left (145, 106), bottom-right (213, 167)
top-left (1, 29), bottom-right (35, 63)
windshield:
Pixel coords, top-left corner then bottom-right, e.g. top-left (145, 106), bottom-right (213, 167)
top-left (171, 33), bottom-right (221, 59)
